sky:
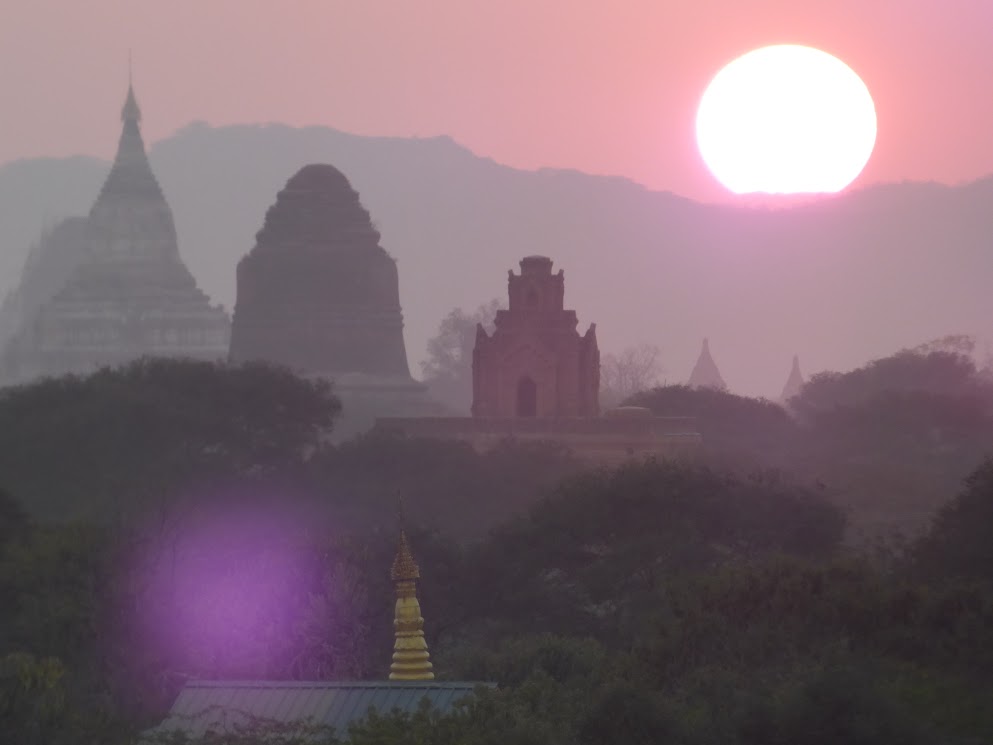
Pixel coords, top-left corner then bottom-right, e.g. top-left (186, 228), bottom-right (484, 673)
top-left (2, 0), bottom-right (993, 202)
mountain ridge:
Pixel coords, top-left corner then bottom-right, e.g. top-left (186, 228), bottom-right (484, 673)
top-left (1, 122), bottom-right (990, 397)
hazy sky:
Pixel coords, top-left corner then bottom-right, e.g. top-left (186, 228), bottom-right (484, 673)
top-left (2, 0), bottom-right (993, 201)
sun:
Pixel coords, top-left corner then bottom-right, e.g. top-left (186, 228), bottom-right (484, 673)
top-left (696, 45), bottom-right (877, 195)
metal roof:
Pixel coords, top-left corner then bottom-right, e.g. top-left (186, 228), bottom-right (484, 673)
top-left (152, 680), bottom-right (489, 740)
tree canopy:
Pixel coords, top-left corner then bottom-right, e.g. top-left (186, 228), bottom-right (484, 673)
top-left (420, 299), bottom-right (502, 414)
top-left (0, 357), bottom-right (341, 521)
top-left (3, 347), bottom-right (993, 744)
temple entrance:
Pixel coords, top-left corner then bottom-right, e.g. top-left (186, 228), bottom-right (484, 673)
top-left (516, 376), bottom-right (537, 417)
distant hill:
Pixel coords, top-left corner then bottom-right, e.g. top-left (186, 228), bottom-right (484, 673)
top-left (1, 122), bottom-right (991, 397)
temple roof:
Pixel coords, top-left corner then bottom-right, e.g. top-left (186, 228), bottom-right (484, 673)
top-left (688, 338), bottom-right (728, 391)
top-left (95, 83), bottom-right (165, 206)
top-left (284, 163), bottom-right (353, 192)
top-left (253, 163), bottom-right (383, 253)
top-left (153, 680), bottom-right (488, 740)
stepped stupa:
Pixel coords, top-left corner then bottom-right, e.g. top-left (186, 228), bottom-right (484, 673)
top-left (688, 338), bottom-right (728, 391)
top-left (229, 164), bottom-right (436, 434)
top-left (0, 80), bottom-right (229, 383)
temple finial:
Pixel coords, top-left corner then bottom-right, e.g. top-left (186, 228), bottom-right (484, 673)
top-left (121, 53), bottom-right (141, 124)
top-left (780, 354), bottom-right (804, 403)
top-left (389, 492), bottom-right (433, 680)
top-left (688, 336), bottom-right (727, 391)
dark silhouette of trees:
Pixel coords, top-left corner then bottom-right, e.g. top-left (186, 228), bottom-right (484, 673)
top-left (3, 352), bottom-right (993, 743)
top-left (0, 357), bottom-right (341, 522)
top-left (791, 345), bottom-right (993, 421)
top-left (912, 458), bottom-right (993, 583)
top-left (0, 486), bottom-right (26, 548)
top-left (420, 299), bottom-right (502, 414)
top-left (599, 344), bottom-right (663, 409)
top-left (627, 384), bottom-right (799, 468)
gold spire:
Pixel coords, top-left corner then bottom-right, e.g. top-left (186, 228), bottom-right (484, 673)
top-left (389, 494), bottom-right (434, 680)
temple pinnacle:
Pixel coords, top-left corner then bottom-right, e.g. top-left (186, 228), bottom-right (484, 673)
top-left (389, 496), bottom-right (433, 680)
top-left (121, 56), bottom-right (141, 124)
top-left (780, 354), bottom-right (804, 402)
top-left (688, 337), bottom-right (728, 391)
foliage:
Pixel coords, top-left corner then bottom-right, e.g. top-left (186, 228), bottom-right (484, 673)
top-left (627, 384), bottom-right (798, 468)
top-left (734, 664), bottom-right (939, 745)
top-left (419, 299), bottom-right (502, 414)
top-left (146, 717), bottom-right (339, 745)
top-left (0, 652), bottom-right (68, 745)
top-left (0, 357), bottom-right (341, 522)
top-left (599, 344), bottom-right (663, 409)
top-left (912, 457), bottom-right (993, 583)
top-left (630, 349), bottom-right (993, 540)
top-left (459, 460), bottom-right (845, 643)
top-left (791, 346), bottom-right (993, 420)
top-left (0, 485), bottom-right (26, 548)
top-left (4, 350), bottom-right (993, 743)
top-left (307, 432), bottom-right (581, 539)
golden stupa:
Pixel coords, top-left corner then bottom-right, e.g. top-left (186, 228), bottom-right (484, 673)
top-left (389, 513), bottom-right (434, 681)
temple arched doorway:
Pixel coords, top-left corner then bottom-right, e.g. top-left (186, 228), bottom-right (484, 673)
top-left (516, 376), bottom-right (537, 417)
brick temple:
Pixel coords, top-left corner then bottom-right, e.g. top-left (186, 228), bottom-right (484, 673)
top-left (472, 255), bottom-right (600, 418)
top-left (228, 163), bottom-right (439, 435)
top-left (376, 257), bottom-right (700, 463)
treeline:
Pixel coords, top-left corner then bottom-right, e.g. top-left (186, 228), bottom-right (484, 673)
top-left (0, 349), bottom-right (991, 743)
top-left (2, 458), bottom-right (991, 743)
top-left (629, 339), bottom-right (993, 537)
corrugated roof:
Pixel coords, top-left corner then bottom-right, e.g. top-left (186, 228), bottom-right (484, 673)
top-left (152, 680), bottom-right (490, 740)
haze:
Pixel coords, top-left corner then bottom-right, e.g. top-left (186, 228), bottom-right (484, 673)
top-left (2, 0), bottom-right (993, 398)
top-left (5, 3), bottom-right (993, 742)
top-left (3, 1), bottom-right (993, 200)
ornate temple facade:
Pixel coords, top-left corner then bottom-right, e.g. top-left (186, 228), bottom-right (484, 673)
top-left (0, 83), bottom-right (229, 383)
top-left (228, 163), bottom-right (438, 435)
top-left (472, 256), bottom-right (600, 418)
top-left (376, 257), bottom-right (701, 463)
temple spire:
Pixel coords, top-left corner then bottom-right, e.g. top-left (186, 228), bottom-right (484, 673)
top-left (688, 337), bottom-right (728, 391)
top-left (121, 53), bottom-right (141, 124)
top-left (389, 493), bottom-right (434, 680)
top-left (97, 71), bottom-right (161, 205)
top-left (780, 354), bottom-right (804, 403)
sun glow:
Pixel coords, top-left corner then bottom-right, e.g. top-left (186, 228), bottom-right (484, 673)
top-left (696, 45), bottom-right (877, 195)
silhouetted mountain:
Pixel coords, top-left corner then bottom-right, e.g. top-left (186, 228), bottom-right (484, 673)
top-left (1, 122), bottom-right (991, 396)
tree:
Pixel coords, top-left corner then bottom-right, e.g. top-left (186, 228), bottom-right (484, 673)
top-left (420, 299), bottom-right (502, 414)
top-left (912, 458), bottom-right (993, 583)
top-left (461, 460), bottom-right (845, 641)
top-left (599, 344), bottom-right (663, 409)
top-left (737, 665), bottom-right (937, 745)
top-left (0, 358), bottom-right (341, 522)
top-left (628, 384), bottom-right (799, 469)
top-left (791, 344), bottom-right (993, 421)
top-left (0, 486), bottom-right (27, 549)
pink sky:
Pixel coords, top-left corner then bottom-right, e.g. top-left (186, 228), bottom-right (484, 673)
top-left (2, 0), bottom-right (992, 202)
